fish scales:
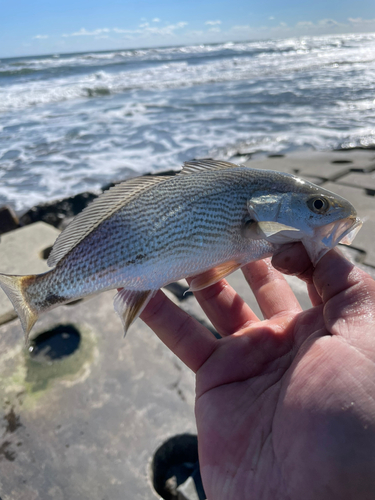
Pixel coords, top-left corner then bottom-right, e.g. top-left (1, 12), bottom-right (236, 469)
top-left (23, 169), bottom-right (266, 313)
top-left (34, 167), bottom-right (272, 297)
top-left (0, 159), bottom-right (362, 338)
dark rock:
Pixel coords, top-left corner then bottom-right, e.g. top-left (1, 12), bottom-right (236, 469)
top-left (0, 206), bottom-right (19, 235)
top-left (19, 192), bottom-right (98, 230)
top-left (18, 170), bottom-right (177, 231)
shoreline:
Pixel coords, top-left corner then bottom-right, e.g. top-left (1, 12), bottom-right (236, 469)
top-left (1, 146), bottom-right (375, 237)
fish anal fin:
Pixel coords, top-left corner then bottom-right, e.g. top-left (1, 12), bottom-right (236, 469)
top-left (179, 159), bottom-right (240, 176)
top-left (113, 289), bottom-right (155, 336)
top-left (47, 176), bottom-right (168, 268)
top-left (188, 260), bottom-right (242, 292)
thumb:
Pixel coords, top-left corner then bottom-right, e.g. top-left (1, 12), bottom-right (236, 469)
top-left (313, 248), bottom-right (375, 305)
top-left (314, 248), bottom-right (375, 338)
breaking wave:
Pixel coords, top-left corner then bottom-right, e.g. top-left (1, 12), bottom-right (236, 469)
top-left (0, 32), bottom-right (375, 211)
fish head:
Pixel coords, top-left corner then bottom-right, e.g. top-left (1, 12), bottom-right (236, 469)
top-left (246, 175), bottom-right (362, 265)
top-left (288, 189), bottom-right (362, 264)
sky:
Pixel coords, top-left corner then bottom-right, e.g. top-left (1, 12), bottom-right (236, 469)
top-left (1, 0), bottom-right (375, 58)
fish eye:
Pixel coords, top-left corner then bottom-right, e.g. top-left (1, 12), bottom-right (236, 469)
top-left (307, 196), bottom-right (330, 214)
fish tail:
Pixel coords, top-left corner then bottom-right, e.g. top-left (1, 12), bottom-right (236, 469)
top-left (0, 273), bottom-right (38, 341)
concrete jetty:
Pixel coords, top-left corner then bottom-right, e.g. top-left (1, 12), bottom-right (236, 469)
top-left (0, 150), bottom-right (374, 500)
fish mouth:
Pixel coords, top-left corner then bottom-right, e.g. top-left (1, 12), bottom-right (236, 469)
top-left (304, 216), bottom-right (362, 265)
top-left (320, 216), bottom-right (362, 248)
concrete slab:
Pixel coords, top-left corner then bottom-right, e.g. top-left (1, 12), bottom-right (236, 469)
top-left (0, 291), bottom-right (197, 500)
top-left (336, 171), bottom-right (375, 192)
top-left (0, 260), bottom-right (314, 500)
top-left (322, 182), bottom-right (375, 221)
top-left (346, 220), bottom-right (375, 268)
top-left (244, 150), bottom-right (375, 182)
top-left (0, 223), bottom-right (60, 325)
top-left (321, 182), bottom-right (375, 267)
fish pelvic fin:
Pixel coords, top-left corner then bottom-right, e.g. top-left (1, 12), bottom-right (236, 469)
top-left (0, 273), bottom-right (38, 342)
top-left (113, 289), bottom-right (156, 336)
top-left (188, 260), bottom-right (242, 292)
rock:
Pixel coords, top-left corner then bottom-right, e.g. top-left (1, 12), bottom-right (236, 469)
top-left (18, 170), bottom-right (177, 232)
top-left (19, 192), bottom-right (98, 230)
top-left (0, 205), bottom-right (19, 234)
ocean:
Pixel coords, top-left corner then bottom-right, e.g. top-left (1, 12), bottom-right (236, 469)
top-left (1, 32), bottom-right (375, 212)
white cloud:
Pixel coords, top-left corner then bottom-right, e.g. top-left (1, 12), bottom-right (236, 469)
top-left (62, 28), bottom-right (110, 37)
top-left (152, 18), bottom-right (160, 23)
top-left (269, 16), bottom-right (275, 21)
top-left (348, 17), bottom-right (375, 24)
top-left (33, 34), bottom-right (49, 39)
top-left (294, 18), bottom-right (346, 32)
top-left (231, 25), bottom-right (251, 31)
top-left (205, 20), bottom-right (222, 26)
top-left (139, 22), bottom-right (188, 36)
top-left (103, 21), bottom-right (189, 40)
top-left (113, 27), bottom-right (136, 34)
top-left (279, 22), bottom-right (287, 27)
top-left (209, 27), bottom-right (221, 33)
top-left (318, 18), bottom-right (340, 27)
top-left (296, 21), bottom-right (314, 28)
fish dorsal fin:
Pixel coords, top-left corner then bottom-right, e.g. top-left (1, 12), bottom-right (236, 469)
top-left (179, 159), bottom-right (240, 175)
top-left (47, 176), bottom-right (168, 267)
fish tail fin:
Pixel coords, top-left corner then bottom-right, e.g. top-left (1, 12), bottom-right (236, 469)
top-left (0, 273), bottom-right (38, 341)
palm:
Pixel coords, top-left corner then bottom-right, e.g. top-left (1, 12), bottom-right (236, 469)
top-left (142, 245), bottom-right (375, 500)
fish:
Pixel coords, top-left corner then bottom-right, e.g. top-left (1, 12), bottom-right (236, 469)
top-left (0, 159), bottom-right (362, 341)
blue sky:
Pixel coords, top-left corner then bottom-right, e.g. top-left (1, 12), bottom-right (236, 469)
top-left (1, 0), bottom-right (375, 58)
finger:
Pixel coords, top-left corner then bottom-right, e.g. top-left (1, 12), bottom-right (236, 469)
top-left (241, 258), bottom-right (302, 319)
top-left (272, 243), bottom-right (322, 306)
top-left (313, 248), bottom-right (375, 341)
top-left (313, 247), bottom-right (374, 303)
top-left (140, 289), bottom-right (217, 373)
top-left (188, 278), bottom-right (260, 337)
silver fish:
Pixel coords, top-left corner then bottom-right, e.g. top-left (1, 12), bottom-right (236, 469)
top-left (0, 160), bottom-right (362, 340)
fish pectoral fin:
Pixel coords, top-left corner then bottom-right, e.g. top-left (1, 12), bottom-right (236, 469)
top-left (113, 289), bottom-right (156, 336)
top-left (257, 221), bottom-right (300, 237)
top-left (188, 260), bottom-right (242, 292)
top-left (256, 221), bottom-right (303, 244)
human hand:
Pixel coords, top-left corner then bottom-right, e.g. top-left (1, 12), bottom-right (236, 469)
top-left (141, 245), bottom-right (375, 500)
